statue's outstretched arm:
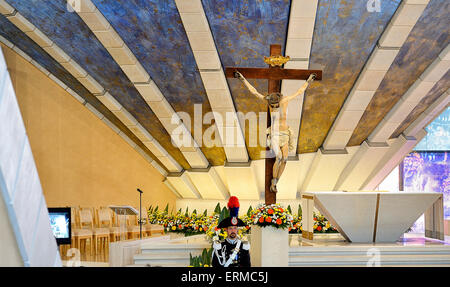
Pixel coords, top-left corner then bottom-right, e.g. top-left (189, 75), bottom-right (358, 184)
top-left (280, 73), bottom-right (315, 103)
top-left (234, 71), bottom-right (265, 100)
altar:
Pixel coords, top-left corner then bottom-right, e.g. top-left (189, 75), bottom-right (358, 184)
top-left (301, 191), bottom-right (444, 243)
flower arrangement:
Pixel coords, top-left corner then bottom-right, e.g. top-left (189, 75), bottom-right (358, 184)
top-left (249, 203), bottom-right (293, 229)
top-left (147, 203), bottom-right (337, 238)
top-left (312, 211), bottom-right (338, 233)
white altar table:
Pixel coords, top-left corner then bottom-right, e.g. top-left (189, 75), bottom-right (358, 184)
top-left (302, 191), bottom-right (444, 243)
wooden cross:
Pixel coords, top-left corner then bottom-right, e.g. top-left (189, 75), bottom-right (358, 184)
top-left (225, 44), bottom-right (322, 205)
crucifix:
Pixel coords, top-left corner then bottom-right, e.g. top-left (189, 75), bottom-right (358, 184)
top-left (225, 44), bottom-right (322, 205)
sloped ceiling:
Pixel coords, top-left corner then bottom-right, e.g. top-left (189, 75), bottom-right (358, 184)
top-left (0, 0), bottom-right (448, 197)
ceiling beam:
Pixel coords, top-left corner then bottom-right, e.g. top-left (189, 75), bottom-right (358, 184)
top-left (187, 167), bottom-right (230, 200)
top-left (74, 0), bottom-right (209, 169)
top-left (364, 88), bottom-right (449, 190)
top-left (223, 161), bottom-right (259, 200)
top-left (283, 0), bottom-right (318, 157)
top-left (368, 44), bottom-right (449, 142)
top-left (174, 0), bottom-right (249, 163)
top-left (334, 141), bottom-right (391, 191)
top-left (363, 130), bottom-right (427, 190)
top-left (323, 0), bottom-right (430, 150)
top-left (165, 171), bottom-right (201, 199)
top-left (300, 147), bottom-right (359, 192)
top-left (403, 89), bottom-right (449, 137)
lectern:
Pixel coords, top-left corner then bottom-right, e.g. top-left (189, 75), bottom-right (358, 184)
top-left (109, 206), bottom-right (138, 241)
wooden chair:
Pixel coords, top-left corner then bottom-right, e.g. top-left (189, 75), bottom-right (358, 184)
top-left (94, 207), bottom-right (111, 255)
top-left (72, 207), bottom-right (94, 257)
top-left (143, 212), bottom-right (164, 237)
top-left (148, 224), bottom-right (165, 236)
top-left (110, 209), bottom-right (125, 242)
top-left (127, 213), bottom-right (142, 239)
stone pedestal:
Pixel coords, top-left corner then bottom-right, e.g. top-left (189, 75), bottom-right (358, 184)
top-left (301, 194), bottom-right (314, 240)
top-left (250, 225), bottom-right (289, 267)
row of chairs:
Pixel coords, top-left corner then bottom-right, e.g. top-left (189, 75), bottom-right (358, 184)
top-left (69, 206), bottom-right (164, 256)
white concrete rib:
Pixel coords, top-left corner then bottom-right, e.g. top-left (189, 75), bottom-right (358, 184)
top-left (403, 89), bottom-right (449, 137)
top-left (363, 129), bottom-right (427, 191)
top-left (0, 2), bottom-right (175, 175)
top-left (284, 0), bottom-right (318, 157)
top-left (74, 0), bottom-right (209, 169)
top-left (369, 44), bottom-right (449, 142)
top-left (323, 0), bottom-right (430, 150)
top-left (174, 0), bottom-right (248, 163)
top-left (364, 88), bottom-right (449, 190)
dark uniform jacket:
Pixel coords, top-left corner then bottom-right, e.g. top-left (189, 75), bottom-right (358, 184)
top-left (211, 239), bottom-right (251, 267)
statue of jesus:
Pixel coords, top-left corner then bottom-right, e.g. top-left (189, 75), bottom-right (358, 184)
top-left (235, 71), bottom-right (315, 193)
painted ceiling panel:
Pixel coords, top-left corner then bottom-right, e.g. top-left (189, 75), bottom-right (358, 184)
top-left (0, 14), bottom-right (88, 98)
top-left (349, 0), bottom-right (450, 146)
top-left (391, 70), bottom-right (450, 138)
top-left (5, 0), bottom-right (190, 169)
top-left (0, 14), bottom-right (168, 171)
top-left (1, 0), bottom-right (448, 176)
top-left (202, 0), bottom-right (291, 160)
top-left (297, 0), bottom-right (401, 153)
top-left (92, 0), bottom-right (226, 166)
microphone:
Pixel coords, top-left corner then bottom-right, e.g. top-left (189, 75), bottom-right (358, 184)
top-left (137, 188), bottom-right (143, 194)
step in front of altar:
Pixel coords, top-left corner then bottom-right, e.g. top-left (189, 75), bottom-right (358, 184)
top-left (289, 245), bottom-right (450, 267)
top-left (133, 239), bottom-right (211, 267)
top-left (128, 234), bottom-right (450, 267)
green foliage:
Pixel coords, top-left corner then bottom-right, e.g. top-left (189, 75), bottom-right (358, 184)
top-left (192, 209), bottom-right (197, 215)
top-left (189, 248), bottom-right (213, 267)
top-left (246, 206), bottom-right (253, 217)
top-left (218, 207), bottom-right (229, 224)
top-left (214, 203), bottom-right (221, 214)
top-left (203, 209), bottom-right (208, 216)
top-left (298, 204), bottom-right (302, 217)
top-left (154, 206), bottom-right (159, 212)
top-left (185, 207), bottom-right (189, 217)
top-left (148, 205), bottom-right (153, 213)
top-left (287, 205), bottom-right (292, 214)
top-left (164, 204), bottom-right (169, 214)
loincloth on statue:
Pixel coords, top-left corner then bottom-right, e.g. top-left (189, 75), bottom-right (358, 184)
top-left (266, 126), bottom-right (295, 152)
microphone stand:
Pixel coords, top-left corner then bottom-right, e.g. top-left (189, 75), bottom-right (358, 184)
top-left (137, 188), bottom-right (143, 239)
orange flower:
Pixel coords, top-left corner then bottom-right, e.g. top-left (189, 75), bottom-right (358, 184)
top-left (259, 217), bottom-right (264, 223)
top-left (317, 226), bottom-right (322, 231)
top-left (288, 227), bottom-right (292, 231)
top-left (265, 217), bottom-right (272, 223)
top-left (276, 218), bottom-right (282, 225)
top-left (268, 209), bottom-right (274, 215)
top-left (279, 208), bottom-right (284, 213)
